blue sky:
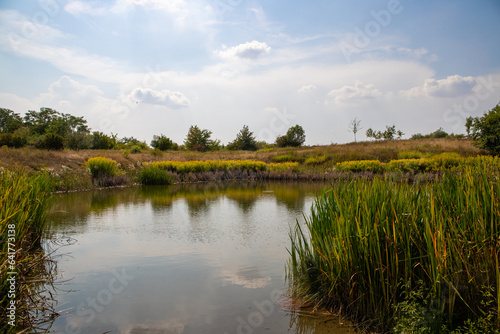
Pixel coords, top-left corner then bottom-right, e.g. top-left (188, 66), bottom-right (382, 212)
top-left (1, 0), bottom-right (499, 145)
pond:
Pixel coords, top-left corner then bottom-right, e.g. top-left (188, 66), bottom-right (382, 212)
top-left (45, 181), bottom-right (354, 334)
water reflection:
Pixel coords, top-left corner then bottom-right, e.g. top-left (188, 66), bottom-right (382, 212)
top-left (45, 181), bottom-right (354, 334)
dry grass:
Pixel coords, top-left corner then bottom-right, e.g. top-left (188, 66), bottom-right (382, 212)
top-left (0, 138), bottom-right (484, 174)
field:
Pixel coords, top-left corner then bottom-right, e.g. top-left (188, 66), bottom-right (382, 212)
top-left (0, 138), bottom-right (485, 191)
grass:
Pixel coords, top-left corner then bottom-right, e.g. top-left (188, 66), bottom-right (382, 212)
top-left (0, 170), bottom-right (56, 333)
top-left (139, 160), bottom-right (299, 185)
top-left (287, 156), bottom-right (500, 333)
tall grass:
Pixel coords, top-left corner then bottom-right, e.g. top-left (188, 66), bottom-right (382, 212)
top-left (287, 157), bottom-right (500, 332)
top-left (0, 170), bottom-right (56, 333)
top-left (139, 160), bottom-right (297, 185)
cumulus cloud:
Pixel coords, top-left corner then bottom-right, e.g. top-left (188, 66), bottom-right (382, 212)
top-left (216, 41), bottom-right (271, 60)
top-left (401, 75), bottom-right (477, 98)
top-left (326, 81), bottom-right (382, 104)
top-left (130, 88), bottom-right (190, 108)
top-left (298, 84), bottom-right (316, 93)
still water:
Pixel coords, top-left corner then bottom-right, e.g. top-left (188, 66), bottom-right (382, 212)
top-left (45, 181), bottom-right (354, 334)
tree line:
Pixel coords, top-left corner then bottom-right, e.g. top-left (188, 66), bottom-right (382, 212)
top-left (0, 107), bottom-right (306, 151)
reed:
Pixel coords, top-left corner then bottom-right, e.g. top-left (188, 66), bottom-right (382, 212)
top-left (0, 170), bottom-right (56, 333)
top-left (287, 157), bottom-right (500, 332)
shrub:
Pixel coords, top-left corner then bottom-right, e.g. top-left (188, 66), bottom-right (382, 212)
top-left (130, 145), bottom-right (142, 153)
top-left (150, 149), bottom-right (163, 156)
top-left (397, 150), bottom-right (423, 159)
top-left (0, 133), bottom-right (25, 148)
top-left (86, 157), bottom-right (120, 179)
top-left (266, 162), bottom-right (299, 172)
top-left (92, 131), bottom-right (115, 150)
top-left (304, 155), bottom-right (328, 165)
top-left (336, 160), bottom-right (383, 173)
top-left (65, 132), bottom-right (92, 150)
top-left (36, 133), bottom-right (64, 150)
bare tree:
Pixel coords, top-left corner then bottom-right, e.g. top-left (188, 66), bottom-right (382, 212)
top-left (348, 117), bottom-right (362, 142)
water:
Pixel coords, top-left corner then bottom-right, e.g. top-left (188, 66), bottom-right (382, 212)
top-left (45, 181), bottom-right (354, 334)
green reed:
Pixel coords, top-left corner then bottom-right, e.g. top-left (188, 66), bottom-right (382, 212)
top-left (287, 157), bottom-right (500, 332)
top-left (0, 170), bottom-right (54, 333)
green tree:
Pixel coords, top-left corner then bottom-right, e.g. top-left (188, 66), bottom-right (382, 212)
top-left (227, 125), bottom-right (258, 151)
top-left (0, 108), bottom-right (23, 133)
top-left (465, 116), bottom-right (474, 137)
top-left (24, 107), bottom-right (88, 136)
top-left (184, 125), bottom-right (219, 151)
top-left (470, 103), bottom-right (500, 154)
top-left (276, 125), bottom-right (306, 147)
top-left (92, 131), bottom-right (116, 149)
top-left (151, 134), bottom-right (178, 151)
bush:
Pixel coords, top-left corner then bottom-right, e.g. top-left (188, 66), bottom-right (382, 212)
top-left (336, 160), bottom-right (383, 173)
top-left (92, 131), bottom-right (115, 150)
top-left (266, 162), bottom-right (299, 172)
top-left (65, 132), bottom-right (93, 150)
top-left (304, 155), bottom-right (329, 165)
top-left (0, 133), bottom-right (25, 148)
top-left (130, 145), bottom-right (142, 153)
top-left (86, 157), bottom-right (120, 179)
top-left (397, 150), bottom-right (423, 159)
top-left (36, 133), bottom-right (64, 150)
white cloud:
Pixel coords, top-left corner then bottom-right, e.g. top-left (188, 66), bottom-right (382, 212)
top-left (216, 41), bottom-right (271, 60)
top-left (39, 76), bottom-right (104, 106)
top-left (396, 47), bottom-right (428, 58)
top-left (0, 11), bottom-right (127, 83)
top-left (326, 81), bottom-right (382, 104)
top-left (298, 84), bottom-right (316, 93)
top-left (401, 75), bottom-right (477, 97)
top-left (64, 1), bottom-right (107, 15)
top-left (129, 88), bottom-right (191, 109)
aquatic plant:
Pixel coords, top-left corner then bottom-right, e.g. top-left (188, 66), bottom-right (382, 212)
top-left (0, 170), bottom-right (56, 333)
top-left (287, 157), bottom-right (500, 332)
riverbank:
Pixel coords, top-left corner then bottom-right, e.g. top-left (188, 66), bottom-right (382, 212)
top-left (0, 138), bottom-right (484, 192)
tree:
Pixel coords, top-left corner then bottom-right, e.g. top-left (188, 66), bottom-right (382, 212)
top-left (0, 108), bottom-right (23, 133)
top-left (348, 118), bottom-right (362, 142)
top-left (227, 125), bottom-right (258, 151)
top-left (366, 125), bottom-right (403, 140)
top-left (24, 107), bottom-right (88, 136)
top-left (276, 125), bottom-right (306, 147)
top-left (92, 131), bottom-right (116, 149)
top-left (465, 116), bottom-right (474, 137)
top-left (469, 103), bottom-right (500, 154)
top-left (151, 134), bottom-right (178, 151)
top-left (184, 125), bottom-right (220, 152)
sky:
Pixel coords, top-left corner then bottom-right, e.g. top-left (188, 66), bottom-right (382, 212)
top-left (1, 0), bottom-right (499, 145)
